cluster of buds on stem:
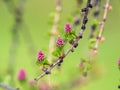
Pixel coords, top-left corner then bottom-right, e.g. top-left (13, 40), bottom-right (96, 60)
top-left (34, 0), bottom-right (105, 81)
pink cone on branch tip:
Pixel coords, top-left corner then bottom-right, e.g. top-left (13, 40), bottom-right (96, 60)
top-left (17, 69), bottom-right (26, 81)
top-left (64, 23), bottom-right (72, 33)
top-left (37, 51), bottom-right (45, 61)
top-left (56, 36), bottom-right (64, 46)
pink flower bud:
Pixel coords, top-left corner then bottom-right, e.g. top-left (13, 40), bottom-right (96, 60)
top-left (37, 51), bottom-right (45, 61)
top-left (64, 23), bottom-right (72, 33)
top-left (118, 58), bottom-right (120, 65)
top-left (56, 36), bottom-right (64, 46)
top-left (17, 69), bottom-right (26, 81)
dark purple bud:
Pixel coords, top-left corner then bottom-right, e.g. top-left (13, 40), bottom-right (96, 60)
top-left (88, 4), bottom-right (92, 8)
top-left (94, 11), bottom-right (100, 17)
top-left (59, 59), bottom-right (63, 63)
top-left (81, 24), bottom-right (86, 30)
top-left (81, 8), bottom-right (87, 12)
top-left (83, 17), bottom-right (88, 24)
top-left (118, 85), bottom-right (120, 89)
top-left (58, 63), bottom-right (61, 66)
top-left (91, 25), bottom-right (96, 30)
top-left (78, 35), bottom-right (83, 39)
top-left (74, 18), bottom-right (80, 26)
top-left (45, 69), bottom-right (51, 74)
top-left (73, 42), bottom-right (78, 48)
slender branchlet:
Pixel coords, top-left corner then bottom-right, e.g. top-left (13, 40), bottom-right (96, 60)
top-left (0, 83), bottom-right (19, 90)
top-left (93, 0), bottom-right (111, 52)
top-left (34, 0), bottom-right (92, 81)
top-left (78, 0), bottom-right (111, 81)
top-left (48, 0), bottom-right (62, 63)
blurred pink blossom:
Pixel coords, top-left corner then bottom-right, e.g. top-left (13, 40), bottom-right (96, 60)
top-left (17, 69), bottom-right (26, 81)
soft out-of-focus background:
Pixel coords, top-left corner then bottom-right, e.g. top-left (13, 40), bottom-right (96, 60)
top-left (0, 0), bottom-right (120, 90)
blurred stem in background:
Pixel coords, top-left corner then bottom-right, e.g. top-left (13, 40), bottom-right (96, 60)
top-left (48, 0), bottom-right (62, 64)
top-left (72, 0), bottom-right (83, 28)
top-left (47, 0), bottom-right (62, 88)
top-left (3, 0), bottom-right (15, 13)
top-left (7, 0), bottom-right (25, 86)
top-left (89, 0), bottom-right (101, 38)
top-left (3, 0), bottom-right (36, 86)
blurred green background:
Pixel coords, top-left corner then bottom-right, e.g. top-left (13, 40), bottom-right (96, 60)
top-left (0, 0), bottom-right (120, 90)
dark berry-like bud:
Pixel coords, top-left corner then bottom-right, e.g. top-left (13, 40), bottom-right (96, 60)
top-left (118, 85), bottom-right (120, 89)
top-left (74, 18), bottom-right (80, 26)
top-left (50, 64), bottom-right (53, 67)
top-left (88, 4), bottom-right (92, 8)
top-left (81, 8), bottom-right (87, 12)
top-left (94, 11), bottom-right (100, 17)
top-left (45, 69), bottom-right (50, 74)
top-left (77, 34), bottom-right (83, 39)
top-left (79, 35), bottom-right (83, 39)
top-left (73, 42), bottom-right (78, 48)
top-left (81, 24), bottom-right (86, 30)
top-left (59, 59), bottom-right (63, 63)
top-left (71, 48), bottom-right (74, 52)
top-left (91, 25), bottom-right (96, 30)
top-left (83, 17), bottom-right (88, 24)
top-left (58, 63), bottom-right (61, 66)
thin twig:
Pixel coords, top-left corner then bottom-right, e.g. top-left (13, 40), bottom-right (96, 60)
top-left (8, 0), bottom-right (25, 85)
top-left (48, 0), bottom-right (62, 63)
top-left (94, 0), bottom-right (110, 50)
